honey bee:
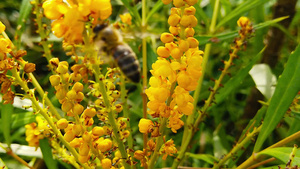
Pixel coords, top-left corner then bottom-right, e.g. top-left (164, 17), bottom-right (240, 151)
top-left (93, 23), bottom-right (141, 83)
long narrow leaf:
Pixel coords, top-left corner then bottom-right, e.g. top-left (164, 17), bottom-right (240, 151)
top-left (215, 0), bottom-right (269, 30)
top-left (146, 1), bottom-right (163, 23)
top-left (14, 0), bottom-right (32, 49)
top-left (196, 16), bottom-right (288, 46)
top-left (185, 153), bottom-right (218, 165)
top-left (259, 147), bottom-right (300, 166)
top-left (254, 45), bottom-right (300, 152)
top-left (40, 139), bottom-right (57, 169)
top-left (1, 103), bottom-right (13, 147)
top-left (120, 0), bottom-right (141, 25)
top-left (209, 48), bottom-right (264, 109)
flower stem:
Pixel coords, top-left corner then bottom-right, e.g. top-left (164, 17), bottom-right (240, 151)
top-left (141, 0), bottom-right (149, 166)
top-left (237, 129), bottom-right (300, 169)
top-left (148, 82), bottom-right (176, 168)
top-left (120, 74), bottom-right (134, 163)
top-left (11, 67), bottom-right (89, 169)
top-left (0, 144), bottom-right (34, 169)
top-left (213, 125), bottom-right (262, 169)
top-left (178, 0), bottom-right (220, 166)
top-left (92, 65), bottom-right (130, 169)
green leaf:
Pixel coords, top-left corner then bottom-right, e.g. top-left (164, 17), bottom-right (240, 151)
top-left (146, 42), bottom-right (156, 71)
top-left (259, 147), bottom-right (300, 166)
top-left (210, 49), bottom-right (263, 108)
top-left (254, 45), bottom-right (300, 152)
top-left (227, 106), bottom-right (267, 167)
top-left (185, 153), bottom-right (218, 165)
top-left (215, 0), bottom-right (269, 30)
top-left (120, 0), bottom-right (142, 25)
top-left (194, 3), bottom-right (209, 27)
top-left (40, 139), bottom-right (57, 169)
top-left (146, 1), bottom-right (163, 23)
top-left (1, 103), bottom-right (13, 146)
top-left (11, 111), bottom-right (36, 129)
top-left (14, 0), bottom-right (32, 49)
top-left (196, 16), bottom-right (288, 46)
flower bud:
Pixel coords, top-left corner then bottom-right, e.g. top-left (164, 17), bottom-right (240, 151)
top-left (79, 142), bottom-right (90, 156)
top-left (66, 89), bottom-right (77, 100)
top-left (75, 92), bottom-right (84, 102)
top-left (57, 118), bottom-right (68, 129)
top-left (134, 150), bottom-right (145, 160)
top-left (157, 46), bottom-right (170, 58)
top-left (111, 90), bottom-right (120, 98)
top-left (49, 58), bottom-right (59, 68)
top-left (82, 131), bottom-right (92, 143)
top-left (72, 82), bottom-right (83, 92)
top-left (184, 6), bottom-right (196, 15)
top-left (101, 158), bottom-right (112, 169)
top-left (62, 101), bottom-right (73, 112)
top-left (83, 108), bottom-right (96, 118)
top-left (49, 75), bottom-right (61, 86)
top-left (169, 26), bottom-right (179, 36)
top-left (24, 63), bottom-right (36, 73)
top-left (185, 27), bottom-right (195, 37)
top-left (56, 89), bottom-right (67, 100)
top-left (72, 124), bottom-right (83, 136)
top-left (70, 73), bottom-right (81, 82)
top-left (168, 14), bottom-right (180, 27)
top-left (237, 16), bottom-right (250, 27)
top-left (98, 139), bottom-right (112, 152)
top-left (73, 103), bottom-right (84, 115)
top-left (115, 104), bottom-right (123, 113)
top-left (56, 62), bottom-right (68, 74)
top-left (64, 130), bottom-right (75, 142)
top-left (70, 138), bottom-right (82, 148)
top-left (92, 126), bottom-right (105, 136)
top-left (187, 37), bottom-right (199, 48)
top-left (160, 33), bottom-right (174, 43)
top-left (173, 0), bottom-right (185, 7)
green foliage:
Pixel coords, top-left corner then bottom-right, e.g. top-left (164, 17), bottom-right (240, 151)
top-left (255, 44), bottom-right (300, 152)
top-left (1, 0), bottom-right (300, 168)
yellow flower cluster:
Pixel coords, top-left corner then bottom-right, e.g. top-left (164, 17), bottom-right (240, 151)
top-left (42, 0), bottom-right (112, 44)
top-left (41, 58), bottom-right (127, 165)
top-left (0, 22), bottom-right (14, 104)
top-left (25, 116), bottom-right (51, 147)
top-left (144, 0), bottom-right (203, 133)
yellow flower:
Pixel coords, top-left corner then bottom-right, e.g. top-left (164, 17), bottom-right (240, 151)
top-left (138, 118), bottom-right (154, 134)
top-left (168, 111), bottom-right (184, 132)
top-left (172, 86), bottom-right (194, 107)
top-left (90, 0), bottom-right (112, 20)
top-left (97, 139), bottom-right (112, 152)
top-left (151, 59), bottom-right (176, 83)
top-left (0, 22), bottom-right (5, 32)
top-left (161, 139), bottom-right (177, 160)
top-left (146, 86), bottom-right (170, 103)
top-left (101, 158), bottom-right (112, 169)
top-left (120, 13), bottom-right (132, 25)
top-left (42, 0), bottom-right (68, 20)
top-left (0, 38), bottom-right (12, 54)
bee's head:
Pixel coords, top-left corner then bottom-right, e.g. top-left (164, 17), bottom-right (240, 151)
top-left (93, 23), bottom-right (108, 34)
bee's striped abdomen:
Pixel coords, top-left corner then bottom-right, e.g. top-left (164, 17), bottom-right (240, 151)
top-left (113, 45), bottom-right (140, 83)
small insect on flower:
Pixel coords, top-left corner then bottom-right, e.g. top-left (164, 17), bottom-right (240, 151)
top-left (93, 23), bottom-right (141, 83)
